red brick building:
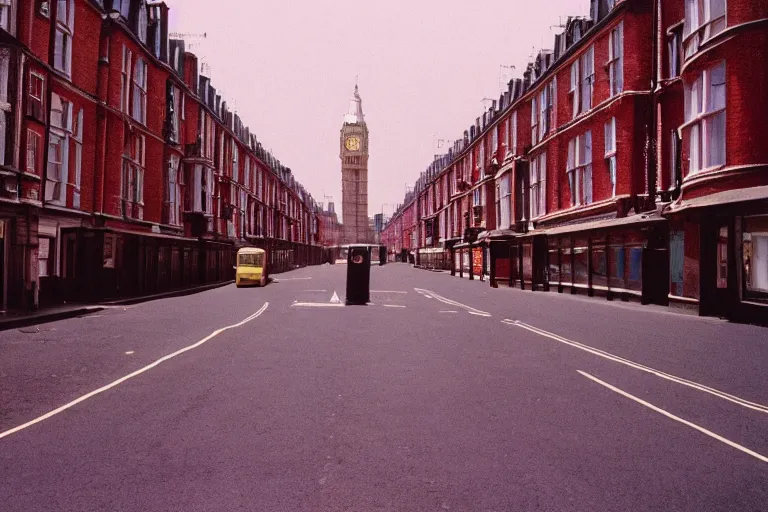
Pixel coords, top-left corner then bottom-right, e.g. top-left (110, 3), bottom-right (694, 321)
top-left (0, 0), bottom-right (321, 312)
top-left (382, 0), bottom-right (768, 322)
top-left (661, 0), bottom-right (768, 321)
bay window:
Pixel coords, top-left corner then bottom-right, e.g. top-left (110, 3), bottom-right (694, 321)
top-left (508, 111), bottom-right (518, 157)
top-left (685, 61), bottom-right (725, 173)
top-left (529, 153), bottom-right (546, 219)
top-left (166, 82), bottom-right (180, 142)
top-left (497, 175), bottom-right (511, 229)
top-left (567, 131), bottom-right (593, 206)
top-left (608, 22), bottom-right (624, 97)
top-left (684, 0), bottom-right (726, 58)
top-left (531, 97), bottom-right (538, 145)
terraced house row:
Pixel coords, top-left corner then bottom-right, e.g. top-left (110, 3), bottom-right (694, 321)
top-left (382, 0), bottom-right (768, 323)
top-left (0, 0), bottom-right (324, 312)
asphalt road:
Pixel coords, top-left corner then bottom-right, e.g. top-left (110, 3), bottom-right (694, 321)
top-left (1, 263), bottom-right (767, 511)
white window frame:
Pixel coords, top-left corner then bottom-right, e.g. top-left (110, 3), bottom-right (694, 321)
top-left (608, 22), bottom-right (624, 97)
top-left (73, 109), bottom-right (82, 208)
top-left (45, 93), bottom-right (72, 205)
top-left (567, 131), bottom-right (593, 206)
top-left (28, 71), bottom-right (45, 117)
top-left (132, 57), bottom-right (147, 124)
top-left (580, 46), bottom-right (595, 114)
top-left (137, 1), bottom-right (148, 44)
top-left (569, 60), bottom-right (580, 119)
top-left (511, 111), bottom-right (518, 156)
top-left (529, 153), bottom-right (546, 219)
top-left (169, 83), bottom-right (180, 142)
top-left (167, 155), bottom-right (181, 225)
top-left (684, 60), bottom-right (726, 174)
top-left (604, 118), bottom-right (617, 197)
top-left (26, 129), bottom-right (40, 174)
top-left (478, 140), bottom-right (485, 179)
top-left (684, 0), bottom-right (726, 58)
top-left (54, 0), bottom-right (74, 78)
top-left (0, 48), bottom-right (9, 166)
top-left (668, 28), bottom-right (682, 79)
top-left (121, 46), bottom-right (132, 113)
top-left (232, 139), bottom-right (239, 181)
top-left (122, 133), bottom-right (145, 219)
top-left (531, 97), bottom-right (539, 145)
top-left (0, 0), bottom-right (13, 34)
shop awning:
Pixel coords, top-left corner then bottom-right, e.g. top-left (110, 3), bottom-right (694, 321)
top-left (665, 185), bottom-right (768, 214)
top-left (543, 212), bottom-right (665, 237)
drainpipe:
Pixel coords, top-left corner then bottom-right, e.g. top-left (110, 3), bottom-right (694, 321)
top-left (647, 0), bottom-right (661, 210)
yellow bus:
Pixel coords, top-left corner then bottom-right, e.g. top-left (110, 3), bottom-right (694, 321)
top-left (235, 247), bottom-right (268, 287)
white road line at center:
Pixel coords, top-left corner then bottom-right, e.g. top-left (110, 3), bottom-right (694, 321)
top-left (414, 288), bottom-right (491, 317)
top-left (504, 319), bottom-right (768, 414)
top-left (292, 303), bottom-right (344, 308)
top-left (305, 289), bottom-right (327, 292)
top-left (578, 370), bottom-right (768, 464)
top-left (383, 304), bottom-right (406, 308)
top-left (370, 290), bottom-right (408, 294)
top-left (0, 302), bottom-right (270, 441)
top-left (274, 277), bottom-right (313, 282)
top-left (439, 310), bottom-right (459, 314)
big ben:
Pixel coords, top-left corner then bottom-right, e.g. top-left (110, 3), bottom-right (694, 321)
top-left (340, 84), bottom-right (370, 244)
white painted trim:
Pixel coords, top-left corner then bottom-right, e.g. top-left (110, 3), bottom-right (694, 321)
top-left (0, 302), bottom-right (270, 440)
top-left (579, 370), bottom-right (768, 464)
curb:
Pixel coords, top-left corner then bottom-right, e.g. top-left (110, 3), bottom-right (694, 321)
top-left (0, 280), bottom-right (234, 332)
top-left (100, 280), bottom-right (235, 306)
top-left (0, 307), bottom-right (105, 332)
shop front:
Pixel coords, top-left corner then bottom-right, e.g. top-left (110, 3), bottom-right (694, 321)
top-left (665, 186), bottom-right (768, 323)
top-left (543, 214), bottom-right (668, 304)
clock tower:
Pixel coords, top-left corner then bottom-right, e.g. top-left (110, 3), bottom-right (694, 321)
top-left (340, 84), bottom-right (370, 244)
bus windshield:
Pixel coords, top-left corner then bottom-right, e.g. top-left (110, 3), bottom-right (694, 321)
top-left (238, 253), bottom-right (264, 267)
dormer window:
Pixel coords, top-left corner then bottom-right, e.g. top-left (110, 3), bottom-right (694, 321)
top-left (137, 2), bottom-right (147, 44)
top-left (0, 0), bottom-right (15, 34)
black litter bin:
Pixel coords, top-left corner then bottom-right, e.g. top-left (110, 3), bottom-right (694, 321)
top-left (346, 245), bottom-right (371, 305)
top-left (378, 245), bottom-right (386, 266)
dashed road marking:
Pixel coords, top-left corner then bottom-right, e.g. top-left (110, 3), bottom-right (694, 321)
top-left (505, 319), bottom-right (768, 414)
top-left (414, 288), bottom-right (491, 317)
top-left (0, 303), bottom-right (270, 441)
top-left (370, 290), bottom-right (408, 294)
top-left (383, 305), bottom-right (406, 308)
top-left (579, 370), bottom-right (768, 464)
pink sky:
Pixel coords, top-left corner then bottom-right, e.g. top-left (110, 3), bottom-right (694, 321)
top-left (170, 0), bottom-right (588, 218)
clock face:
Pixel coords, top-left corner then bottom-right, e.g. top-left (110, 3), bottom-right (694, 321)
top-left (345, 136), bottom-right (361, 151)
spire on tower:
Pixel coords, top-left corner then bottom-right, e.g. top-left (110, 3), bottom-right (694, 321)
top-left (344, 81), bottom-right (365, 125)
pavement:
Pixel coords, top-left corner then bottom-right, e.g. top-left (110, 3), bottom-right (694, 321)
top-left (0, 263), bottom-right (766, 511)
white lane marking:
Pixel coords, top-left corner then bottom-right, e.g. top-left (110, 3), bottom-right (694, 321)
top-left (468, 311), bottom-right (492, 317)
top-left (0, 303), bottom-right (270, 440)
top-left (414, 288), bottom-right (491, 317)
top-left (305, 289), bottom-right (327, 293)
top-left (506, 320), bottom-right (768, 414)
top-left (273, 277), bottom-right (313, 282)
top-left (439, 310), bottom-right (459, 314)
top-left (370, 290), bottom-right (408, 294)
top-left (292, 303), bottom-right (344, 308)
top-left (330, 292), bottom-right (341, 304)
top-left (383, 304), bottom-right (406, 308)
top-left (124, 351), bottom-right (134, 355)
top-left (578, 370), bottom-right (768, 464)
